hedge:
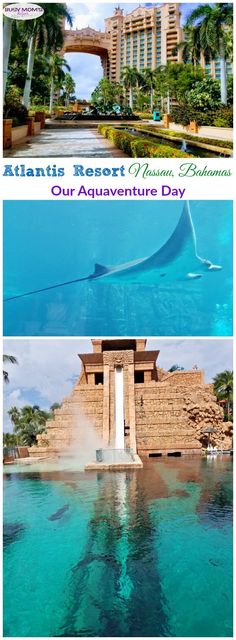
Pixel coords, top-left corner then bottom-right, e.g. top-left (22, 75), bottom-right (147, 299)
top-left (4, 103), bottom-right (28, 127)
top-left (135, 125), bottom-right (233, 150)
top-left (98, 124), bottom-right (193, 158)
top-left (170, 105), bottom-right (233, 128)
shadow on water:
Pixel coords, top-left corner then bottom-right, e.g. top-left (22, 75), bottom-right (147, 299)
top-left (3, 522), bottom-right (26, 548)
top-left (197, 458), bottom-right (233, 527)
top-left (58, 471), bottom-right (170, 637)
top-left (3, 457), bottom-right (233, 637)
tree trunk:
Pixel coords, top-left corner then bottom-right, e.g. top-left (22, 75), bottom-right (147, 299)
top-left (23, 35), bottom-right (36, 108)
top-left (219, 44), bottom-right (227, 105)
top-left (129, 86), bottom-right (133, 110)
top-left (3, 18), bottom-right (12, 100)
top-left (166, 91), bottom-right (170, 114)
top-left (150, 86), bottom-right (154, 112)
top-left (49, 77), bottom-right (54, 114)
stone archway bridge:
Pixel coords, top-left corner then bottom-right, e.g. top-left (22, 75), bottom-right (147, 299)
top-left (62, 27), bottom-right (112, 80)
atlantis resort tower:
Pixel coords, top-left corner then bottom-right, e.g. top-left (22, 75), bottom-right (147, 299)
top-left (63, 4), bottom-right (230, 84)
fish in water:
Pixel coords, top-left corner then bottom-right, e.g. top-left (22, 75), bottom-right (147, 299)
top-left (48, 504), bottom-right (69, 521)
top-left (4, 201), bottom-right (222, 301)
top-left (3, 522), bottom-right (26, 547)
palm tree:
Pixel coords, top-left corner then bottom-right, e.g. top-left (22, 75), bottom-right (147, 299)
top-left (186, 3), bottom-right (233, 105)
top-left (8, 406), bottom-right (20, 423)
top-left (8, 404), bottom-right (49, 447)
top-left (3, 432), bottom-right (18, 447)
top-left (3, 354), bottom-right (18, 384)
top-left (121, 66), bottom-right (140, 110)
top-left (213, 370), bottom-right (233, 421)
top-left (22, 3), bottom-right (73, 108)
top-left (49, 53), bottom-right (70, 113)
top-left (3, 8), bottom-right (21, 100)
top-left (63, 72), bottom-right (76, 107)
top-left (140, 68), bottom-right (156, 112)
top-left (3, 15), bottom-right (13, 100)
top-left (223, 29), bottom-right (233, 64)
top-left (154, 63), bottom-right (176, 113)
top-left (173, 25), bottom-right (201, 67)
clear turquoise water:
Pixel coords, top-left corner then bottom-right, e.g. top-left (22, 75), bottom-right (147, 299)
top-left (4, 456), bottom-right (233, 637)
top-left (3, 200), bottom-right (233, 336)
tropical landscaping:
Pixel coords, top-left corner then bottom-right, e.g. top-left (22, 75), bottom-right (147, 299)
top-left (4, 404), bottom-right (61, 447)
top-left (3, 2), bottom-right (74, 120)
top-left (3, 2), bottom-right (233, 157)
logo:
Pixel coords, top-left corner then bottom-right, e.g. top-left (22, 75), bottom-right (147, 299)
top-left (3, 3), bottom-right (44, 20)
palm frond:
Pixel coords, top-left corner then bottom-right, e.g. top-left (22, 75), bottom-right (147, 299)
top-left (3, 354), bottom-right (18, 364)
top-left (3, 370), bottom-right (9, 383)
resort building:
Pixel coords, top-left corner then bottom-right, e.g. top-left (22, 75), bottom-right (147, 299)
top-left (30, 339), bottom-right (232, 459)
top-left (104, 4), bottom-right (182, 80)
top-left (63, 4), bottom-right (231, 84)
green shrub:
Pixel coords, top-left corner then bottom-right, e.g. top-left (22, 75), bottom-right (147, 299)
top-left (30, 111), bottom-right (51, 119)
top-left (170, 104), bottom-right (233, 128)
top-left (170, 106), bottom-right (204, 126)
top-left (185, 77), bottom-right (221, 112)
top-left (30, 104), bottom-right (51, 117)
top-left (134, 110), bottom-right (152, 119)
top-left (4, 84), bottom-right (28, 126)
top-left (212, 107), bottom-right (233, 128)
top-left (170, 106), bottom-right (196, 126)
top-left (98, 124), bottom-right (193, 158)
top-left (4, 104), bottom-right (28, 127)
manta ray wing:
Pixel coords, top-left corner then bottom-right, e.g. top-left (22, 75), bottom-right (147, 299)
top-left (95, 202), bottom-right (206, 283)
top-left (4, 203), bottom-right (221, 301)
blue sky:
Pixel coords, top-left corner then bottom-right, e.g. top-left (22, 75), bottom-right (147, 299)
top-left (65, 3), bottom-right (200, 99)
top-left (3, 338), bottom-right (233, 432)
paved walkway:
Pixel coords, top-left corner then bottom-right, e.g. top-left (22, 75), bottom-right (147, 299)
top-left (4, 128), bottom-right (128, 158)
top-left (142, 119), bottom-right (233, 141)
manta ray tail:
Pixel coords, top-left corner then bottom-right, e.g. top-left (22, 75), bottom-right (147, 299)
top-left (4, 274), bottom-right (89, 302)
top-left (4, 262), bottom-right (111, 302)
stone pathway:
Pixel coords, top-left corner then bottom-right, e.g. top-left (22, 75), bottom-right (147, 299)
top-left (4, 128), bottom-right (128, 158)
top-left (143, 119), bottom-right (233, 141)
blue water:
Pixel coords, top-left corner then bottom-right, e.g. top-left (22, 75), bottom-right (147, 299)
top-left (3, 200), bottom-right (232, 336)
top-left (3, 457), bottom-right (233, 637)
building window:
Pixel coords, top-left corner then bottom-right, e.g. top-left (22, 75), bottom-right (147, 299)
top-left (95, 372), bottom-right (103, 385)
top-left (134, 371), bottom-right (144, 383)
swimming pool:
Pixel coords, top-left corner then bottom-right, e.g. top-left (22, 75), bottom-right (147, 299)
top-left (3, 200), bottom-right (233, 336)
top-left (4, 456), bottom-right (233, 637)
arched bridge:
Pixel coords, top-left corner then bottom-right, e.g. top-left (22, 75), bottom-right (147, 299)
top-left (63, 27), bottom-right (111, 78)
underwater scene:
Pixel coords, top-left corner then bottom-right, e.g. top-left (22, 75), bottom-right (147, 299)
top-left (3, 456), bottom-right (233, 637)
top-left (3, 200), bottom-right (232, 336)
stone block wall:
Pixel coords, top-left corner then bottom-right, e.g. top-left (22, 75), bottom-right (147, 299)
top-left (135, 380), bottom-right (226, 455)
top-left (160, 370), bottom-right (204, 385)
top-left (30, 363), bottom-right (231, 458)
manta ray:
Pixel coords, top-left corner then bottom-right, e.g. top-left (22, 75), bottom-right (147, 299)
top-left (4, 201), bottom-right (221, 302)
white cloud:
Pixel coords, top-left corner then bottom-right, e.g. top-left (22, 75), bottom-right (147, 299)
top-left (148, 338), bottom-right (233, 382)
top-left (3, 339), bottom-right (91, 430)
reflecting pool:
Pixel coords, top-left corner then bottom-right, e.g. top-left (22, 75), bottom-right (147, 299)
top-left (3, 456), bottom-right (233, 637)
